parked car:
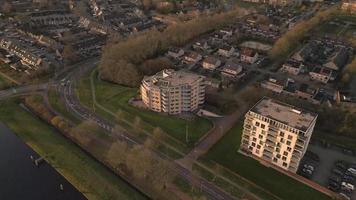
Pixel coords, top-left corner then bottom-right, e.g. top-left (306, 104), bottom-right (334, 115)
top-left (341, 182), bottom-right (354, 192)
top-left (328, 181), bottom-right (340, 192)
top-left (347, 168), bottom-right (356, 176)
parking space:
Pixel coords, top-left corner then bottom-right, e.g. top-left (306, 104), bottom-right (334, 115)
top-left (298, 142), bottom-right (356, 200)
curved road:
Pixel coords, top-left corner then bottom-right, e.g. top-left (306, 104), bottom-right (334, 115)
top-left (0, 61), bottom-right (241, 200)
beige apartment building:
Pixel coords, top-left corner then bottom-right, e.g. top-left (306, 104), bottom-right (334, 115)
top-left (240, 97), bottom-right (318, 173)
top-left (140, 69), bottom-right (205, 115)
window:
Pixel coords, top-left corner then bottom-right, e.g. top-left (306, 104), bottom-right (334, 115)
top-left (253, 137), bottom-right (257, 142)
top-left (283, 151), bottom-right (288, 156)
top-left (276, 147), bottom-right (280, 153)
top-left (251, 142), bottom-right (256, 147)
top-left (255, 122), bottom-right (260, 127)
top-left (276, 154), bottom-right (281, 159)
top-left (259, 141), bottom-right (263, 145)
top-left (259, 134), bottom-right (263, 139)
top-left (282, 156), bottom-right (287, 161)
top-left (288, 135), bottom-right (293, 140)
top-left (249, 146), bottom-right (253, 151)
top-left (286, 140), bottom-right (291, 146)
top-left (280, 138), bottom-right (285, 143)
top-left (283, 162), bottom-right (288, 167)
top-left (257, 145), bottom-right (261, 149)
top-left (287, 147), bottom-right (292, 152)
top-left (261, 124), bottom-right (265, 129)
top-left (256, 149), bottom-right (260, 154)
top-left (280, 132), bottom-right (285, 137)
top-left (273, 158), bottom-right (278, 162)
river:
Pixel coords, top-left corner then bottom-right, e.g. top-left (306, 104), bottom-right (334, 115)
top-left (0, 122), bottom-right (87, 200)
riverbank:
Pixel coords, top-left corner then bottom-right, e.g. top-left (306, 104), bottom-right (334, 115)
top-left (0, 122), bottom-right (86, 200)
top-left (0, 99), bottom-right (147, 200)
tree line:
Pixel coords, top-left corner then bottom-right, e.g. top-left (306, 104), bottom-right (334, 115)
top-left (99, 7), bottom-right (250, 87)
top-left (23, 95), bottom-right (185, 199)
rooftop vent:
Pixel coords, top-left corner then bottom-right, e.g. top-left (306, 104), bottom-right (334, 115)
top-left (291, 109), bottom-right (301, 115)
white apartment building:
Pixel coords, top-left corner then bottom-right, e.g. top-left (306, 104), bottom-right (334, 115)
top-left (140, 69), bottom-right (205, 115)
top-left (240, 97), bottom-right (317, 173)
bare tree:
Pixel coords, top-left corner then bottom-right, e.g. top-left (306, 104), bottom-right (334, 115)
top-left (106, 141), bottom-right (128, 168)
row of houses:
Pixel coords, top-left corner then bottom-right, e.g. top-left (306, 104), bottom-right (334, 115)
top-left (261, 76), bottom-right (336, 104)
top-left (280, 39), bottom-right (352, 84)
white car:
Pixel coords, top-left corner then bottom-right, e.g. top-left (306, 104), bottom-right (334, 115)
top-left (304, 164), bottom-right (314, 171)
top-left (341, 182), bottom-right (354, 191)
top-left (347, 168), bottom-right (356, 176)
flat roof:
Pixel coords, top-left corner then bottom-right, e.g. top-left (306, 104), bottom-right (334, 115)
top-left (250, 97), bottom-right (317, 132)
top-left (143, 69), bottom-right (204, 88)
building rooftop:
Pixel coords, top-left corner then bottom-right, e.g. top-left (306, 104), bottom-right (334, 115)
top-left (143, 69), bottom-right (204, 88)
top-left (250, 97), bottom-right (317, 132)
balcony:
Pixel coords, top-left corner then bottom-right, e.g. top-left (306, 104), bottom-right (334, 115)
top-left (265, 139), bottom-right (276, 147)
top-left (243, 135), bottom-right (249, 140)
top-left (263, 153), bottom-right (272, 161)
top-left (296, 139), bottom-right (305, 147)
top-left (295, 144), bottom-right (303, 151)
top-left (265, 144), bottom-right (274, 152)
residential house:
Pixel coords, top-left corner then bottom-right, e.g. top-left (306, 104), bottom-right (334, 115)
top-left (261, 77), bottom-right (285, 94)
top-left (280, 59), bottom-right (303, 75)
top-left (240, 48), bottom-right (258, 64)
top-left (309, 66), bottom-right (332, 83)
top-left (295, 83), bottom-right (316, 100)
top-left (167, 47), bottom-right (184, 59)
top-left (219, 28), bottom-right (233, 36)
top-left (202, 57), bottom-right (221, 70)
top-left (193, 40), bottom-right (211, 51)
top-left (184, 51), bottom-right (202, 64)
top-left (221, 61), bottom-right (243, 78)
top-left (218, 45), bottom-right (235, 57)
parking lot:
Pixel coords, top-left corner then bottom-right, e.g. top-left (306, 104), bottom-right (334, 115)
top-left (298, 141), bottom-right (356, 200)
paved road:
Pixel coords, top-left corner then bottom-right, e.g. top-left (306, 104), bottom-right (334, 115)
top-left (0, 83), bottom-right (49, 100)
top-left (56, 61), bottom-right (239, 200)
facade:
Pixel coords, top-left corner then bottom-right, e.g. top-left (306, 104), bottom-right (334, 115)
top-left (218, 45), bottom-right (235, 57)
top-left (184, 51), bottom-right (202, 64)
top-left (167, 48), bottom-right (184, 59)
top-left (309, 67), bottom-right (332, 83)
top-left (260, 77), bottom-right (285, 94)
top-left (221, 62), bottom-right (243, 78)
top-left (240, 48), bottom-right (258, 64)
top-left (140, 69), bottom-right (205, 115)
top-left (202, 57), bottom-right (221, 70)
top-left (240, 97), bottom-right (317, 173)
top-left (280, 59), bottom-right (303, 75)
top-left (342, 0), bottom-right (356, 13)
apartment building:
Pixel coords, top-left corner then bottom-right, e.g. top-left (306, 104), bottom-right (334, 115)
top-left (141, 69), bottom-right (205, 115)
top-left (240, 97), bottom-right (317, 173)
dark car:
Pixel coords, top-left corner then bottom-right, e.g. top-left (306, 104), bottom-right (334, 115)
top-left (328, 182), bottom-right (340, 192)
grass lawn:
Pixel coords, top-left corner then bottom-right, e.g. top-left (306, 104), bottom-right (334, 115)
top-left (204, 121), bottom-right (331, 200)
top-left (76, 70), bottom-right (213, 145)
top-left (48, 87), bottom-right (80, 123)
top-left (316, 15), bottom-right (356, 37)
top-left (0, 99), bottom-right (147, 200)
top-left (313, 130), bottom-right (356, 151)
